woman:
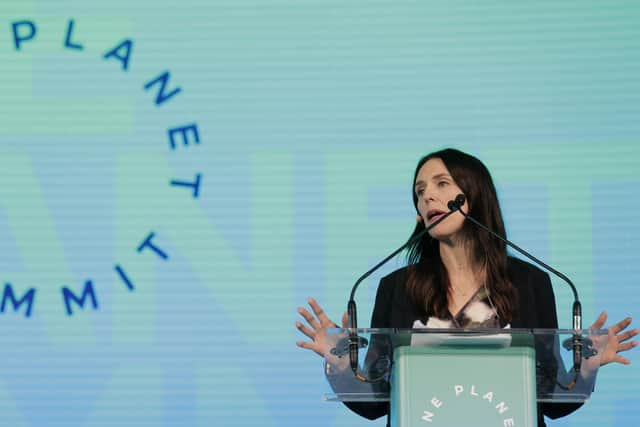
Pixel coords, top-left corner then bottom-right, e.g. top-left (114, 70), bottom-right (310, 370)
top-left (296, 148), bottom-right (637, 426)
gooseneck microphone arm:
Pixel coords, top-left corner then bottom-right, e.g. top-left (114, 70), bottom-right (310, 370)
top-left (347, 196), bottom-right (467, 378)
top-left (449, 194), bottom-right (584, 373)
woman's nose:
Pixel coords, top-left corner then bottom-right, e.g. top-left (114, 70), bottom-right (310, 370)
top-left (422, 187), bottom-right (436, 202)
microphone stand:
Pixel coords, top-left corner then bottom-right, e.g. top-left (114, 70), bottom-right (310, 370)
top-left (347, 198), bottom-right (466, 381)
top-left (449, 197), bottom-right (585, 377)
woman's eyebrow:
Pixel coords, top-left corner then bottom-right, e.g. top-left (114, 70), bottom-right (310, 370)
top-left (431, 173), bottom-right (452, 180)
top-left (415, 174), bottom-right (452, 188)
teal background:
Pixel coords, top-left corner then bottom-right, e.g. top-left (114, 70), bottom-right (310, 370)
top-left (0, 1), bottom-right (638, 426)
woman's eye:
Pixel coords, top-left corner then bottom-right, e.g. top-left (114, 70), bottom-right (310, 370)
top-left (438, 181), bottom-right (448, 187)
top-left (416, 188), bottom-right (424, 196)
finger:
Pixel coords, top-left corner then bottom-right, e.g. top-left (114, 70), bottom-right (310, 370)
top-left (610, 317), bottom-right (633, 334)
top-left (341, 312), bottom-right (348, 328)
top-left (307, 297), bottom-right (333, 326)
top-left (297, 306), bottom-right (321, 330)
top-left (617, 340), bottom-right (638, 353)
top-left (296, 340), bottom-right (325, 357)
top-left (612, 355), bottom-right (631, 365)
top-left (591, 311), bottom-right (607, 329)
top-left (295, 321), bottom-right (315, 340)
top-left (617, 328), bottom-right (639, 344)
top-left (296, 340), bottom-right (317, 351)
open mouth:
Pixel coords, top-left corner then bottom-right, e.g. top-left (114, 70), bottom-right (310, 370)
top-left (426, 210), bottom-right (446, 222)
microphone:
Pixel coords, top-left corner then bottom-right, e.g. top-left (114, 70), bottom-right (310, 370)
top-left (448, 194), bottom-right (585, 373)
top-left (447, 194), bottom-right (466, 211)
top-left (347, 196), bottom-right (465, 380)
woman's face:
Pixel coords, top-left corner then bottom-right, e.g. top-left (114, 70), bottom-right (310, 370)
top-left (414, 158), bottom-right (468, 242)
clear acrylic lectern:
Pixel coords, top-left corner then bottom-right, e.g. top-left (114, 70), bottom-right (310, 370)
top-left (323, 328), bottom-right (607, 427)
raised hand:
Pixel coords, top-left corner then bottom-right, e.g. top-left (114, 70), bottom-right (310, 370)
top-left (296, 297), bottom-right (347, 358)
top-left (590, 311), bottom-right (639, 366)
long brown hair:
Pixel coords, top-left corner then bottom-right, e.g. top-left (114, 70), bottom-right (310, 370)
top-left (405, 148), bottom-right (517, 322)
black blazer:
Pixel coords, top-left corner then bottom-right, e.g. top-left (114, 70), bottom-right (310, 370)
top-left (345, 257), bottom-right (582, 427)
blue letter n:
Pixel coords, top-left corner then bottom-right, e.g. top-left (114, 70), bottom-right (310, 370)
top-left (143, 71), bottom-right (181, 106)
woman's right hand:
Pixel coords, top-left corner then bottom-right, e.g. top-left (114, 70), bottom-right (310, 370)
top-left (296, 297), bottom-right (347, 358)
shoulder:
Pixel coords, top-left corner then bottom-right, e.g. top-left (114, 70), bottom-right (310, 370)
top-left (506, 256), bottom-right (553, 301)
top-left (507, 256), bottom-right (558, 328)
top-left (507, 256), bottom-right (550, 289)
top-left (372, 265), bottom-right (416, 328)
top-left (374, 266), bottom-right (411, 300)
top-left (507, 256), bottom-right (546, 276)
top-left (380, 265), bottom-right (411, 286)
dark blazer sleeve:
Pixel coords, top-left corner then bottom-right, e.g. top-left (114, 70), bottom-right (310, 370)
top-left (538, 272), bottom-right (584, 420)
top-left (370, 275), bottom-right (394, 329)
top-left (533, 265), bottom-right (560, 329)
top-left (509, 257), bottom-right (583, 422)
top-left (342, 273), bottom-right (398, 422)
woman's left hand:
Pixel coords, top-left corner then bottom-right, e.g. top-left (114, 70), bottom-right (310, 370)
top-left (590, 311), bottom-right (639, 366)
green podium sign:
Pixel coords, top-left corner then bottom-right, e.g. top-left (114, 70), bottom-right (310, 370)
top-left (392, 345), bottom-right (536, 427)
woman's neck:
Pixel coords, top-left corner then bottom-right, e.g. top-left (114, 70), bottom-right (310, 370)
top-left (439, 239), bottom-right (482, 293)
